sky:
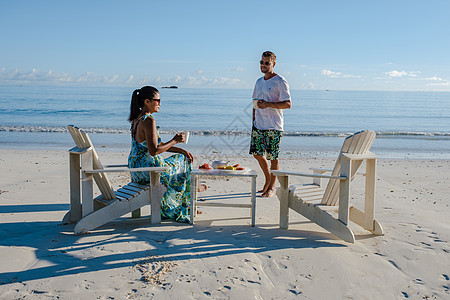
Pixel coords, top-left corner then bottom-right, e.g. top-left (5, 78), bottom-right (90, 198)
top-left (1, 0), bottom-right (450, 91)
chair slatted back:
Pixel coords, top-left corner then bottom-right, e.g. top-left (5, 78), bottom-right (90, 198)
top-left (68, 125), bottom-right (116, 200)
top-left (321, 130), bottom-right (376, 206)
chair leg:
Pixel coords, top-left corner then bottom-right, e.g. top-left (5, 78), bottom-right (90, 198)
top-left (190, 175), bottom-right (198, 224)
top-left (338, 157), bottom-right (351, 225)
top-left (131, 209), bottom-right (141, 218)
top-left (364, 158), bottom-right (376, 230)
top-left (320, 210), bottom-right (355, 243)
top-left (74, 198), bottom-right (136, 234)
top-left (288, 197), bottom-right (356, 243)
top-left (150, 172), bottom-right (164, 224)
top-left (277, 175), bottom-right (290, 229)
top-left (68, 152), bottom-right (82, 223)
top-left (80, 150), bottom-right (94, 217)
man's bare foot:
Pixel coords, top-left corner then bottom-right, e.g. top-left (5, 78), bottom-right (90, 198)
top-left (197, 184), bottom-right (207, 192)
top-left (196, 209), bottom-right (203, 214)
top-left (258, 184), bottom-right (270, 193)
top-left (261, 190), bottom-right (274, 198)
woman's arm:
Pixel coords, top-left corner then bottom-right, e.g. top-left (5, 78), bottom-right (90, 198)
top-left (167, 146), bottom-right (194, 163)
top-left (143, 117), bottom-right (184, 156)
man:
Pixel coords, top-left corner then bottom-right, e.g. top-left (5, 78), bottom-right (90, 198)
top-left (250, 51), bottom-right (291, 198)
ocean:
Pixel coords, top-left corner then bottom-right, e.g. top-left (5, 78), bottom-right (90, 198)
top-left (0, 85), bottom-right (449, 159)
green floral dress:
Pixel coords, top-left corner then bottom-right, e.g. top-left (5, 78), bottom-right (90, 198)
top-left (128, 114), bottom-right (192, 222)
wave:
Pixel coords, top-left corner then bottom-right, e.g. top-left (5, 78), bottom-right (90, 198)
top-left (1, 125), bottom-right (449, 138)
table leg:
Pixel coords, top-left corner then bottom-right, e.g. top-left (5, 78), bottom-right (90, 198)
top-left (251, 176), bottom-right (256, 227)
top-left (190, 174), bottom-right (197, 224)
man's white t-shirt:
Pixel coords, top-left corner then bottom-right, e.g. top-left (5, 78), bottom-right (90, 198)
top-left (252, 74), bottom-right (291, 131)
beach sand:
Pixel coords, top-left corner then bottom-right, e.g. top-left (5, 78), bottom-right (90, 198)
top-left (0, 149), bottom-right (449, 299)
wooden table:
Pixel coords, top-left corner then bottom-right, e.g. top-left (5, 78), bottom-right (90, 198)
top-left (190, 169), bottom-right (258, 226)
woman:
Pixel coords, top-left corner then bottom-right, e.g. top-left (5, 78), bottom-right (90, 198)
top-left (128, 86), bottom-right (199, 222)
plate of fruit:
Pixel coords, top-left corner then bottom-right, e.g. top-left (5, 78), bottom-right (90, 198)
top-left (215, 163), bottom-right (250, 173)
top-left (198, 163), bottom-right (213, 170)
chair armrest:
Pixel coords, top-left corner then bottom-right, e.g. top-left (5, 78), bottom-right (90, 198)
top-left (69, 146), bottom-right (91, 154)
top-left (341, 152), bottom-right (377, 160)
top-left (85, 166), bottom-right (169, 174)
top-left (104, 164), bottom-right (128, 168)
top-left (309, 166), bottom-right (366, 176)
top-left (270, 170), bottom-right (346, 180)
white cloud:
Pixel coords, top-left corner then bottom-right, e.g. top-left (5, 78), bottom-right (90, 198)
top-left (232, 67), bottom-right (244, 72)
top-left (424, 76), bottom-right (443, 81)
top-left (108, 74), bottom-right (119, 83)
top-left (0, 67), bottom-right (242, 88)
top-left (386, 70), bottom-right (421, 78)
top-left (125, 74), bottom-right (134, 83)
top-left (321, 69), bottom-right (360, 79)
top-left (77, 72), bottom-right (119, 83)
top-left (427, 81), bottom-right (449, 86)
top-left (321, 69), bottom-right (342, 78)
top-left (386, 70), bottom-right (407, 77)
top-left (137, 72), bottom-right (242, 88)
top-left (0, 67), bottom-right (73, 82)
top-left (296, 82), bottom-right (315, 89)
top-left (211, 77), bottom-right (241, 86)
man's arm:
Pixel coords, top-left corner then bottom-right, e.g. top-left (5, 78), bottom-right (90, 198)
top-left (257, 100), bottom-right (291, 109)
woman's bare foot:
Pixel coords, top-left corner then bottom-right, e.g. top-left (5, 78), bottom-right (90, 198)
top-left (197, 183), bottom-right (207, 192)
top-left (196, 209), bottom-right (203, 214)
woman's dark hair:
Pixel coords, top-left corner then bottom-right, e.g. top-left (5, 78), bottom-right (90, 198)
top-left (128, 86), bottom-right (159, 122)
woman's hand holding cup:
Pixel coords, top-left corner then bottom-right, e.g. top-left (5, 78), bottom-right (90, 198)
top-left (174, 132), bottom-right (185, 143)
top-left (174, 132), bottom-right (190, 144)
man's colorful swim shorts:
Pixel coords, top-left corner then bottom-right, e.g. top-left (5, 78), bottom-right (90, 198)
top-left (249, 126), bottom-right (282, 160)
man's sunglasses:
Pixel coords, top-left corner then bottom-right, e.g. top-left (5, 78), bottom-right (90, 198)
top-left (260, 60), bottom-right (271, 66)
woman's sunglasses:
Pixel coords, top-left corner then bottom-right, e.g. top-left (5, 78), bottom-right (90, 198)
top-left (260, 60), bottom-right (271, 66)
top-left (150, 98), bottom-right (160, 103)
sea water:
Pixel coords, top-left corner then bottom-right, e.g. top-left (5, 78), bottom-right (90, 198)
top-left (0, 85), bottom-right (449, 159)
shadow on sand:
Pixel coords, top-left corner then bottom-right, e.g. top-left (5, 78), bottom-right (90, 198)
top-left (0, 208), bottom-right (346, 285)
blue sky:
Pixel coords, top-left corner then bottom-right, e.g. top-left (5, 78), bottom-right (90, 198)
top-left (1, 0), bottom-right (449, 91)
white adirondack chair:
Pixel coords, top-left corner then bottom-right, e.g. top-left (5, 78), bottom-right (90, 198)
top-left (62, 125), bottom-right (168, 234)
top-left (271, 130), bottom-right (384, 243)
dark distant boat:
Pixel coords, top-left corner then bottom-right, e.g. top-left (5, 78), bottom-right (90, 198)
top-left (162, 86), bottom-right (178, 89)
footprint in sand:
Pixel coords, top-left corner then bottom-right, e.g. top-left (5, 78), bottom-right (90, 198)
top-left (388, 259), bottom-right (401, 271)
top-left (288, 284), bottom-right (302, 295)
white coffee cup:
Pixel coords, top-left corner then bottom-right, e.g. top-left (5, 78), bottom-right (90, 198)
top-left (183, 131), bottom-right (190, 144)
top-left (252, 99), bottom-right (259, 109)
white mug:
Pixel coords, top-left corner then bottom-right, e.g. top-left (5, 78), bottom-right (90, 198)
top-left (252, 99), bottom-right (259, 109)
top-left (183, 131), bottom-right (190, 144)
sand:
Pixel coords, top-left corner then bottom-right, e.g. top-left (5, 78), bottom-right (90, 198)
top-left (0, 149), bottom-right (449, 299)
